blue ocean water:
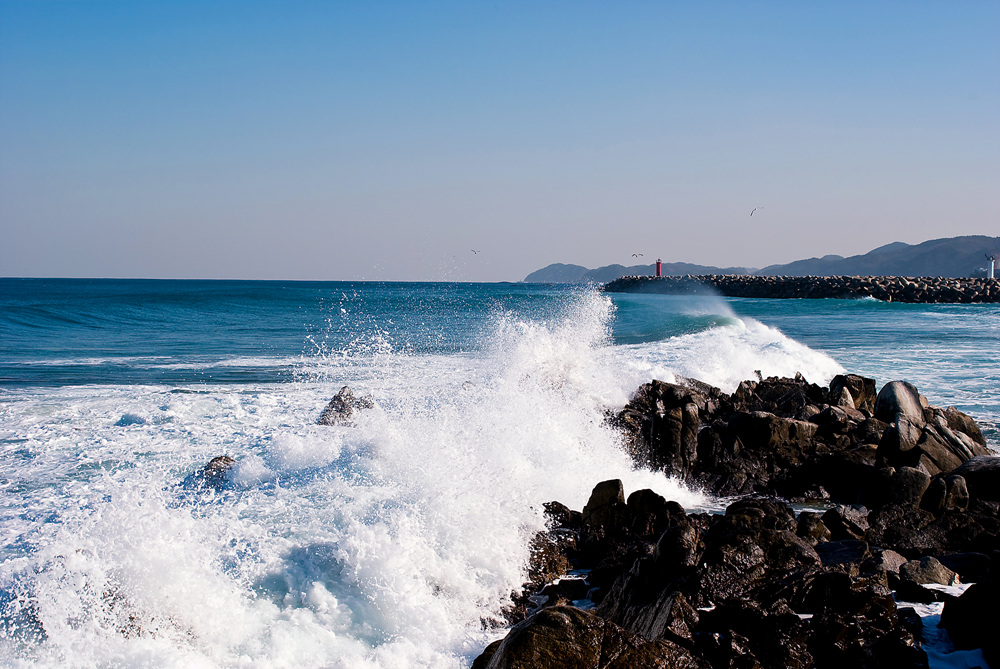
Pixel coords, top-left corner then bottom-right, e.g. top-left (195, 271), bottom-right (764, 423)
top-left (1, 278), bottom-right (997, 667)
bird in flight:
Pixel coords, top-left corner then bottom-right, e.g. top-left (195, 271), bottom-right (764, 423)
top-left (750, 207), bottom-right (763, 216)
top-left (632, 253), bottom-right (643, 258)
top-left (471, 250), bottom-right (480, 254)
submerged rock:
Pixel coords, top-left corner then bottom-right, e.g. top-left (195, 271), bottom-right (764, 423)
top-left (317, 386), bottom-right (374, 425)
top-left (183, 455), bottom-right (237, 491)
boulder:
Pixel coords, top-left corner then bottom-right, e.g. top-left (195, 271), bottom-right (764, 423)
top-left (183, 455), bottom-right (236, 490)
top-left (899, 557), bottom-right (959, 586)
top-left (821, 505), bottom-right (869, 542)
top-left (477, 605), bottom-right (709, 669)
top-left (941, 577), bottom-right (1000, 667)
top-left (613, 381), bottom-right (710, 478)
top-left (829, 374), bottom-right (877, 414)
top-left (318, 386), bottom-right (374, 425)
top-left (581, 479), bottom-right (627, 530)
top-left (796, 512), bottom-right (831, 545)
top-left (874, 381), bottom-right (926, 426)
top-left (951, 456), bottom-right (1000, 501)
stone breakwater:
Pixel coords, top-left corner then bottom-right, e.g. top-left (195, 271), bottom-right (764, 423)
top-left (603, 274), bottom-right (1000, 303)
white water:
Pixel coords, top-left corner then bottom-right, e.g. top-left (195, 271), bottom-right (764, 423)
top-left (0, 291), bottom-right (852, 667)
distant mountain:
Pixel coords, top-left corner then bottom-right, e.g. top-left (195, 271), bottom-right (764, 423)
top-left (523, 236), bottom-right (1000, 283)
top-left (758, 236), bottom-right (1000, 278)
top-left (524, 261), bottom-right (754, 283)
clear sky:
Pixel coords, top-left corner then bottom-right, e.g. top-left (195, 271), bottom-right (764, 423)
top-left (1, 1), bottom-right (998, 281)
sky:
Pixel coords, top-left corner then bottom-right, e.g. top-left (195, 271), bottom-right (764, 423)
top-left (1, 1), bottom-right (998, 282)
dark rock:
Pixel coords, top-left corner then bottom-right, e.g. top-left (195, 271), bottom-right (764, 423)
top-left (942, 407), bottom-right (988, 447)
top-left (921, 478), bottom-right (948, 513)
top-left (318, 386), bottom-right (374, 425)
top-left (582, 479), bottom-right (628, 531)
top-left (796, 511), bottom-right (831, 545)
top-left (952, 456), bottom-right (1000, 501)
top-left (815, 540), bottom-right (870, 566)
top-left (941, 578), bottom-right (1000, 666)
top-left (478, 605), bottom-right (709, 669)
top-left (183, 455), bottom-right (236, 490)
top-left (822, 505), bottom-right (869, 541)
top-left (543, 501), bottom-right (582, 530)
top-left (886, 467), bottom-right (931, 508)
top-left (899, 557), bottom-right (959, 586)
top-left (936, 552), bottom-right (992, 583)
top-left (830, 374), bottom-right (878, 414)
top-left (944, 474), bottom-right (970, 511)
top-left (874, 381), bottom-right (926, 427)
top-left (613, 381), bottom-right (708, 478)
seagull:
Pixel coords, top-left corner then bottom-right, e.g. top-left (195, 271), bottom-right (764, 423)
top-left (750, 207), bottom-right (763, 216)
top-left (632, 253), bottom-right (644, 258)
top-left (471, 250), bottom-right (480, 254)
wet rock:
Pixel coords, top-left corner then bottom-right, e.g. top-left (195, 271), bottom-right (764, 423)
top-left (796, 511), bottom-right (831, 545)
top-left (886, 467), bottom-right (931, 508)
top-left (941, 575), bottom-right (1000, 666)
top-left (815, 540), bottom-right (870, 566)
top-left (613, 381), bottom-right (709, 478)
top-left (478, 605), bottom-right (709, 669)
top-left (821, 505), bottom-right (869, 542)
top-left (317, 386), bottom-right (374, 425)
top-left (829, 374), bottom-right (877, 415)
top-left (874, 381), bottom-right (926, 427)
top-left (951, 456), bottom-right (1000, 501)
top-left (183, 455), bottom-right (236, 490)
top-left (899, 557), bottom-right (959, 586)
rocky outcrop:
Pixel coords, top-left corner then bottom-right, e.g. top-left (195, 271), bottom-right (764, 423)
top-left (317, 386), bottom-right (374, 425)
top-left (182, 455), bottom-right (237, 490)
top-left (477, 372), bottom-right (996, 668)
top-left (479, 486), bottom-right (937, 669)
top-left (603, 275), bottom-right (1000, 303)
top-left (612, 374), bottom-right (990, 506)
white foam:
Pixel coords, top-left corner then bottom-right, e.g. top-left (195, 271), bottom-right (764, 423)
top-left (616, 316), bottom-right (846, 393)
top-left (0, 290), bottom-right (708, 667)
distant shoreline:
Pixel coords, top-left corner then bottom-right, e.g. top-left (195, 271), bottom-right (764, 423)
top-left (603, 275), bottom-right (1000, 303)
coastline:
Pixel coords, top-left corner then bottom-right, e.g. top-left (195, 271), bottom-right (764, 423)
top-left (603, 275), bottom-right (1000, 303)
top-left (474, 373), bottom-right (999, 669)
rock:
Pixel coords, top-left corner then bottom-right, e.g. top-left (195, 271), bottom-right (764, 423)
top-left (317, 386), bottom-right (373, 425)
top-left (814, 540), bottom-right (869, 566)
top-left (936, 552), bottom-right (992, 583)
top-left (944, 475), bottom-right (970, 511)
top-left (796, 511), bottom-right (831, 545)
top-left (886, 467), bottom-right (931, 508)
top-left (941, 579), bottom-right (1000, 668)
top-left (942, 407), bottom-right (988, 447)
top-left (951, 456), bottom-right (1000, 501)
top-left (581, 480), bottom-right (627, 530)
top-left (868, 548), bottom-right (908, 575)
top-left (478, 605), bottom-right (709, 669)
top-left (821, 505), bottom-right (869, 542)
top-left (829, 374), bottom-right (877, 414)
top-left (613, 381), bottom-right (709, 478)
top-left (899, 557), bottom-right (959, 586)
top-left (874, 381), bottom-right (926, 426)
top-left (183, 455), bottom-right (236, 490)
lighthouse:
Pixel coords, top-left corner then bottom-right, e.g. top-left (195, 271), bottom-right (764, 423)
top-left (656, 259), bottom-right (662, 277)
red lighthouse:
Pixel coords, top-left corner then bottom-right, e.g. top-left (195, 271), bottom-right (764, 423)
top-left (656, 259), bottom-right (662, 277)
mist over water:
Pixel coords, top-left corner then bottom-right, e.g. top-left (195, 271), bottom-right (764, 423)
top-left (1, 279), bottom-right (997, 667)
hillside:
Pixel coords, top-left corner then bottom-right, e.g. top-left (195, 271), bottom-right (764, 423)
top-left (523, 236), bottom-right (1000, 283)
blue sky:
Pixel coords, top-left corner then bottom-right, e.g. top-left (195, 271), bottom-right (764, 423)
top-left (1, 1), bottom-right (998, 281)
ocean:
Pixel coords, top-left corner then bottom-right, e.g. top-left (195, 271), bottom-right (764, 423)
top-left (1, 278), bottom-right (998, 668)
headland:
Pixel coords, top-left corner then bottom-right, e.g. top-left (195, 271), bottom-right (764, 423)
top-left (603, 274), bottom-right (1000, 303)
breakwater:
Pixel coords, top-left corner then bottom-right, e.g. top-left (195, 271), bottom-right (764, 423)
top-left (603, 274), bottom-right (1000, 303)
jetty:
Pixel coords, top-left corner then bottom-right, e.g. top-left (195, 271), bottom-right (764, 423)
top-left (603, 274), bottom-right (1000, 303)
